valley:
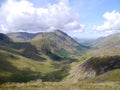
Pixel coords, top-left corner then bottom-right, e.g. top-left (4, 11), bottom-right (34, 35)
top-left (0, 30), bottom-right (120, 90)
top-left (0, 0), bottom-right (120, 89)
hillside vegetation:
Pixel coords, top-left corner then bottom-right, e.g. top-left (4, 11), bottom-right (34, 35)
top-left (1, 31), bottom-right (120, 90)
top-left (0, 82), bottom-right (120, 90)
top-left (92, 33), bottom-right (120, 56)
top-left (30, 30), bottom-right (88, 57)
top-left (66, 33), bottom-right (120, 83)
top-left (0, 30), bottom-right (88, 83)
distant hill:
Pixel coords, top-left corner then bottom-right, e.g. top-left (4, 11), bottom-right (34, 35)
top-left (92, 33), bottom-right (120, 56)
top-left (7, 32), bottom-right (41, 42)
top-left (74, 38), bottom-right (96, 48)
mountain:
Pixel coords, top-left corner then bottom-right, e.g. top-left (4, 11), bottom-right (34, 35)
top-left (8, 30), bottom-right (88, 59)
top-left (0, 30), bottom-right (88, 83)
top-left (30, 30), bottom-right (88, 58)
top-left (0, 33), bottom-right (59, 83)
top-left (7, 32), bottom-right (41, 42)
top-left (2, 31), bottom-right (120, 84)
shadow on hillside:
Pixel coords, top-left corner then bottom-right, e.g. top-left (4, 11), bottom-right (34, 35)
top-left (0, 70), bottom-right (42, 84)
top-left (0, 57), bottom-right (19, 73)
top-left (0, 41), bottom-right (46, 61)
top-left (82, 55), bottom-right (120, 75)
top-left (0, 58), bottom-right (42, 84)
top-left (9, 68), bottom-right (42, 83)
top-left (11, 42), bottom-right (46, 61)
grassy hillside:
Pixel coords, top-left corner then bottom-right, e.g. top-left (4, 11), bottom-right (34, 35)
top-left (0, 48), bottom-right (57, 83)
top-left (0, 32), bottom-right (74, 83)
top-left (7, 30), bottom-right (88, 61)
top-left (30, 30), bottom-right (88, 58)
top-left (66, 55), bottom-right (120, 83)
top-left (92, 33), bottom-right (120, 56)
top-left (0, 47), bottom-right (71, 83)
top-left (1, 31), bottom-right (120, 86)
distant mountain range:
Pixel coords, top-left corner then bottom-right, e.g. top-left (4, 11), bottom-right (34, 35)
top-left (93, 33), bottom-right (120, 56)
top-left (7, 30), bottom-right (88, 58)
top-left (7, 32), bottom-right (41, 42)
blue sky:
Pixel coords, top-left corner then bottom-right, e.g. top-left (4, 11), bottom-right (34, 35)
top-left (0, 0), bottom-right (120, 38)
top-left (69, 0), bottom-right (120, 38)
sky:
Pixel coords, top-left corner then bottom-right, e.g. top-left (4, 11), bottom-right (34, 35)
top-left (0, 0), bottom-right (120, 38)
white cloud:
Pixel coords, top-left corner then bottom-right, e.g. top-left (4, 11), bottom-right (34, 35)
top-left (72, 24), bottom-right (85, 33)
top-left (0, 0), bottom-right (84, 33)
top-left (0, 24), bottom-right (8, 33)
top-left (93, 10), bottom-right (120, 31)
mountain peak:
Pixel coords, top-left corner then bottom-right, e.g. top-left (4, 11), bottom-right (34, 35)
top-left (50, 29), bottom-right (67, 35)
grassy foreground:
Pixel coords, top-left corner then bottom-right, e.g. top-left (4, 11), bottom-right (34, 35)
top-left (0, 82), bottom-right (120, 90)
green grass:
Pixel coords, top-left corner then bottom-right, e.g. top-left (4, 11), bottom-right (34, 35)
top-left (0, 49), bottom-right (58, 83)
top-left (56, 48), bottom-right (69, 57)
top-left (0, 35), bottom-right (74, 83)
top-left (0, 49), bottom-right (55, 73)
top-left (0, 47), bottom-right (71, 83)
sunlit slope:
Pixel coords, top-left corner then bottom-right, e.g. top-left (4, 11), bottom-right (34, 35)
top-left (7, 30), bottom-right (88, 60)
top-left (30, 30), bottom-right (88, 58)
top-left (0, 32), bottom-right (81, 83)
top-left (92, 33), bottom-right (120, 56)
top-left (0, 33), bottom-right (59, 83)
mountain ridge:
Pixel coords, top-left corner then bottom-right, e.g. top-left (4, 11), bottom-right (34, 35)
top-left (1, 31), bottom-right (120, 84)
top-left (0, 30), bottom-right (88, 83)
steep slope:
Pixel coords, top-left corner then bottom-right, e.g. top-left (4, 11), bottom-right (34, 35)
top-left (0, 32), bottom-right (80, 83)
top-left (0, 31), bottom-right (89, 83)
top-left (0, 33), bottom-right (63, 83)
top-left (30, 30), bottom-right (88, 58)
top-left (0, 33), bottom-right (12, 44)
top-left (7, 30), bottom-right (88, 59)
top-left (67, 56), bottom-right (120, 82)
top-left (67, 33), bottom-right (120, 82)
top-left (86, 69), bottom-right (120, 83)
top-left (0, 33), bottom-right (45, 61)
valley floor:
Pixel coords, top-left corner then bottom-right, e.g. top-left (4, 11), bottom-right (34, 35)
top-left (0, 82), bottom-right (120, 90)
